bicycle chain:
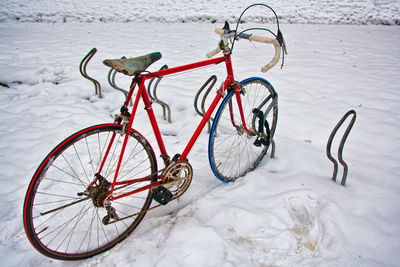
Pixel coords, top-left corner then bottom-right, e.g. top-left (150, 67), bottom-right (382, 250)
top-left (102, 177), bottom-right (179, 225)
top-left (102, 162), bottom-right (193, 225)
top-left (105, 174), bottom-right (189, 225)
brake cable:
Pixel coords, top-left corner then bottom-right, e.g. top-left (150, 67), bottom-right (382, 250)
top-left (229, 3), bottom-right (286, 68)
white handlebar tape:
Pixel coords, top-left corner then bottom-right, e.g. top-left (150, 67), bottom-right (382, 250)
top-left (209, 28), bottom-right (281, 72)
top-left (249, 35), bottom-right (281, 72)
top-left (206, 46), bottom-right (222, 58)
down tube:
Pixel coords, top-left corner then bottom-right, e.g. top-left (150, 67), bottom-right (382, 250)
top-left (178, 91), bottom-right (223, 161)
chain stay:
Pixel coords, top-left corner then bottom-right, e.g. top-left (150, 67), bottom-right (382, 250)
top-left (102, 161), bottom-right (193, 225)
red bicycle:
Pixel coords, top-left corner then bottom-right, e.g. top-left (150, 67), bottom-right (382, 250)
top-left (23, 4), bottom-right (287, 260)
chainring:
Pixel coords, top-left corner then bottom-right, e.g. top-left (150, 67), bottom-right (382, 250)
top-left (162, 161), bottom-right (193, 199)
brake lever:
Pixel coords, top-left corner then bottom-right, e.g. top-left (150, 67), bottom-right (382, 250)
top-left (277, 30), bottom-right (288, 55)
top-left (222, 21), bottom-right (231, 31)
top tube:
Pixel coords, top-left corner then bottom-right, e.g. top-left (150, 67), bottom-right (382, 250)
top-left (141, 55), bottom-right (227, 81)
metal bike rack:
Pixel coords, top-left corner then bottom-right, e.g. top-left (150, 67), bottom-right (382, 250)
top-left (79, 50), bottom-right (171, 120)
top-left (147, 65), bottom-right (172, 123)
top-left (107, 62), bottom-right (133, 106)
top-left (252, 93), bottom-right (278, 159)
top-left (79, 48), bottom-right (102, 98)
top-left (194, 75), bottom-right (218, 132)
top-left (326, 110), bottom-right (357, 186)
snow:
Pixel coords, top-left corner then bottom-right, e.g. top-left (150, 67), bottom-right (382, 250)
top-left (0, 0), bottom-right (399, 25)
top-left (1, 1), bottom-right (400, 266)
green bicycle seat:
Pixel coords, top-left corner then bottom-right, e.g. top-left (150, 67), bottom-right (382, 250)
top-left (103, 52), bottom-right (162, 76)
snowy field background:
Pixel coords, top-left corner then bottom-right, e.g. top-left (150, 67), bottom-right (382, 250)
top-left (0, 0), bottom-right (399, 266)
top-left (0, 0), bottom-right (400, 25)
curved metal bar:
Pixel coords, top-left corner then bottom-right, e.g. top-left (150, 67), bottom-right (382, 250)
top-left (264, 95), bottom-right (278, 159)
top-left (79, 48), bottom-right (102, 98)
top-left (326, 110), bottom-right (357, 186)
top-left (107, 68), bottom-right (133, 105)
top-left (147, 76), bottom-right (156, 102)
top-left (270, 140), bottom-right (276, 159)
top-left (152, 65), bottom-right (171, 122)
top-left (194, 75), bottom-right (217, 132)
top-left (107, 68), bottom-right (128, 96)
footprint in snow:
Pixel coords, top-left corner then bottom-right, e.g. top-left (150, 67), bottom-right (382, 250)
top-left (287, 194), bottom-right (319, 252)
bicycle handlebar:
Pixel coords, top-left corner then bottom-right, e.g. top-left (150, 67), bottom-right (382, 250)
top-left (206, 46), bottom-right (222, 59)
top-left (207, 28), bottom-right (282, 73)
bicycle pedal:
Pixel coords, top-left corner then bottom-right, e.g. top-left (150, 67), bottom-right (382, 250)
top-left (152, 186), bottom-right (172, 205)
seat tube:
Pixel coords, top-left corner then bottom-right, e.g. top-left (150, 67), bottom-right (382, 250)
top-left (141, 84), bottom-right (168, 158)
top-left (110, 76), bottom-right (146, 193)
top-left (95, 80), bottom-right (139, 181)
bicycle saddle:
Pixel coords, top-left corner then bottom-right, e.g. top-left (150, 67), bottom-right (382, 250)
top-left (103, 52), bottom-right (162, 76)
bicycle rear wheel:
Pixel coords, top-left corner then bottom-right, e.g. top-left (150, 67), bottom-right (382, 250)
top-left (208, 77), bottom-right (278, 182)
top-left (23, 124), bottom-right (157, 260)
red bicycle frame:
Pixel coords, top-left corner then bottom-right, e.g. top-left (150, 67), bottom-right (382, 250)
top-left (92, 53), bottom-right (253, 201)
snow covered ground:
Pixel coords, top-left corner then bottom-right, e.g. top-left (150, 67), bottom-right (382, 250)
top-left (1, 0), bottom-right (399, 25)
top-left (0, 1), bottom-right (400, 267)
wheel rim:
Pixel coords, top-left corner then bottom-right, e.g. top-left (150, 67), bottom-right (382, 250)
top-left (209, 78), bottom-right (277, 182)
top-left (24, 125), bottom-right (157, 260)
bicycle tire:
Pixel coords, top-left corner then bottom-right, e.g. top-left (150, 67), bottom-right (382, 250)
top-left (208, 77), bottom-right (278, 182)
top-left (23, 124), bottom-right (157, 260)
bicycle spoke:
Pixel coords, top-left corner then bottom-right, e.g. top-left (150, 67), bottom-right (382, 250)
top-left (43, 177), bottom-right (83, 186)
top-left (34, 198), bottom-right (83, 207)
top-left (95, 131), bottom-right (113, 175)
top-left (118, 157), bottom-right (152, 182)
top-left (72, 144), bottom-right (91, 185)
top-left (104, 134), bottom-right (122, 178)
top-left (35, 197), bottom-right (89, 217)
top-left (34, 204), bottom-right (67, 232)
top-left (59, 202), bottom-right (92, 253)
top-left (85, 137), bottom-right (95, 177)
top-left (52, 161), bottom-right (87, 188)
top-left (118, 146), bottom-right (146, 179)
top-left (209, 78), bottom-right (277, 181)
top-left (35, 191), bottom-right (82, 201)
top-left (24, 125), bottom-right (157, 260)
top-left (42, 201), bottom-right (91, 246)
top-left (76, 206), bottom-right (96, 254)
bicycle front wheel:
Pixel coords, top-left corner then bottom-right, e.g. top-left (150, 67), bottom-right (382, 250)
top-left (23, 124), bottom-right (157, 260)
top-left (209, 77), bottom-right (278, 182)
